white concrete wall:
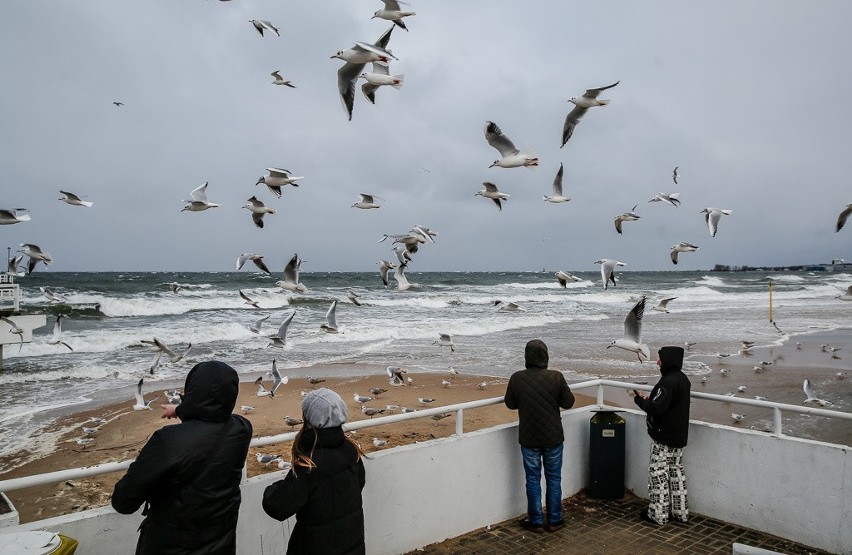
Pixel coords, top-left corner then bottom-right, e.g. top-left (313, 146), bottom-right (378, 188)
top-left (10, 407), bottom-right (851, 554)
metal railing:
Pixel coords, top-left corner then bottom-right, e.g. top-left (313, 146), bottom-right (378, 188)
top-left (1, 378), bottom-right (850, 494)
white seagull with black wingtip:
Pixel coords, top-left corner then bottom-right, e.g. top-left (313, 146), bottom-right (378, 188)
top-left (543, 163), bottom-right (570, 203)
top-left (594, 259), bottom-right (625, 289)
top-left (333, 26), bottom-right (396, 121)
top-left (485, 121), bottom-right (538, 168)
top-left (476, 182), bottom-right (509, 211)
top-left (607, 296), bottom-right (650, 362)
top-left (561, 81), bottom-right (619, 148)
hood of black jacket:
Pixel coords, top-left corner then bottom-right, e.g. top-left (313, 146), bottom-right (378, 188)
top-left (525, 339), bottom-right (549, 369)
top-left (658, 346), bottom-right (684, 375)
top-left (175, 361), bottom-right (239, 423)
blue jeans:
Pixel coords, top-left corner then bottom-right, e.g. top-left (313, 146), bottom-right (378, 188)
top-left (521, 444), bottom-right (564, 525)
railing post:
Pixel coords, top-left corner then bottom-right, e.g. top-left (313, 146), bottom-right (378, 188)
top-left (773, 407), bottom-right (783, 436)
top-left (455, 408), bottom-right (464, 436)
top-left (596, 385), bottom-right (604, 406)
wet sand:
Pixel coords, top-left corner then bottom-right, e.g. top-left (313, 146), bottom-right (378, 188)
top-left (0, 371), bottom-right (595, 523)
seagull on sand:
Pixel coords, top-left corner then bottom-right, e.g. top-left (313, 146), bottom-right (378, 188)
top-left (360, 61), bottom-right (403, 104)
top-left (670, 242), bottom-right (699, 265)
top-left (731, 413), bottom-right (746, 423)
top-left (441, 379), bottom-right (451, 388)
top-left (561, 81), bottom-right (619, 148)
top-left (133, 378), bottom-right (153, 410)
top-left (648, 192), bottom-right (680, 207)
top-left (236, 253), bottom-right (271, 275)
top-left (378, 260), bottom-right (396, 288)
top-left (836, 203), bottom-right (852, 232)
top-left (243, 196), bottom-right (276, 229)
top-left (418, 397), bottom-right (436, 406)
top-left (333, 26), bottom-right (396, 121)
top-left (614, 206), bottom-right (641, 235)
top-left (145, 337), bottom-right (191, 363)
top-left (672, 167), bottom-right (680, 185)
top-left (320, 301), bottom-right (339, 333)
top-left (248, 314), bottom-right (269, 335)
top-left (270, 70), bottom-right (295, 88)
top-left (372, 437), bottom-right (388, 449)
top-left (256, 168), bottom-right (303, 198)
top-left (267, 311), bottom-right (295, 348)
top-left (803, 379), bottom-right (833, 407)
top-left (369, 387), bottom-right (387, 397)
top-left (239, 290), bottom-right (261, 309)
top-left (652, 296), bottom-right (677, 313)
top-left (477, 382), bottom-right (487, 390)
top-left (250, 19), bottom-right (280, 37)
top-left (594, 259), bottom-right (626, 289)
top-left (362, 406), bottom-right (385, 418)
top-left (0, 316), bottom-right (24, 352)
top-left (476, 182), bottom-right (509, 210)
top-left (256, 453), bottom-right (282, 466)
top-left (181, 182), bottom-right (219, 212)
top-left (543, 163), bottom-right (571, 203)
top-left (47, 315), bottom-right (73, 351)
top-left (372, 0), bottom-right (416, 31)
top-left (354, 393), bottom-right (374, 405)
top-left (240, 405), bottom-right (255, 414)
top-left (387, 366), bottom-right (407, 385)
top-left (485, 121), bottom-right (538, 168)
top-left (433, 333), bottom-right (455, 352)
top-left (555, 271), bottom-right (582, 288)
top-left (606, 296), bottom-right (650, 362)
top-left (701, 207), bottom-right (733, 237)
top-left (352, 193), bottom-right (382, 209)
top-left (59, 190), bottom-right (93, 207)
top-left (284, 415), bottom-right (303, 429)
top-left (0, 209), bottom-right (31, 225)
top-left (18, 243), bottom-right (52, 274)
top-left (393, 263), bottom-right (412, 291)
top-left (276, 254), bottom-right (307, 292)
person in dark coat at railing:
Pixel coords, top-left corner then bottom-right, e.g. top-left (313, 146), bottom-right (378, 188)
top-left (632, 345), bottom-right (691, 525)
top-left (111, 361), bottom-right (253, 555)
top-left (504, 339), bottom-right (575, 533)
top-left (262, 387), bottom-right (367, 555)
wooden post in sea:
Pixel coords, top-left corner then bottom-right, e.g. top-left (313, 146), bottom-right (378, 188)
top-left (769, 280), bottom-right (773, 323)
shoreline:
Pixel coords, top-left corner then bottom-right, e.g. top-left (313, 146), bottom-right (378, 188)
top-left (0, 371), bottom-right (596, 524)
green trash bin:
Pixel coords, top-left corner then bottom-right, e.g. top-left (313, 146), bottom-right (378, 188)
top-left (588, 410), bottom-right (625, 499)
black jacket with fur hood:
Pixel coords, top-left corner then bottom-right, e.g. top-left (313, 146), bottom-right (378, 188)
top-left (634, 346), bottom-right (691, 448)
top-left (504, 340), bottom-right (576, 448)
top-left (112, 361), bottom-right (253, 555)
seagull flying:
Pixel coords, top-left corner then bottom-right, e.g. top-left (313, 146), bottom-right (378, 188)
top-left (0, 316), bottom-right (24, 352)
top-left (321, 301), bottom-right (339, 333)
top-left (352, 193), bottom-right (381, 209)
top-left (40, 286), bottom-right (66, 303)
top-left (256, 168), bottom-right (303, 198)
top-left (276, 254), bottom-right (307, 292)
top-left (243, 196), bottom-right (276, 229)
top-left (433, 333), bottom-right (455, 353)
top-left (333, 26), bottom-right (396, 121)
top-left (267, 311), bottom-right (295, 348)
top-left (270, 70), bottom-right (295, 88)
top-left (393, 262), bottom-right (411, 291)
top-left (372, 0), bottom-right (416, 31)
top-left (249, 313), bottom-right (271, 334)
top-left (18, 243), bottom-right (52, 274)
top-left (701, 207), bottom-right (733, 237)
top-left (378, 260), bottom-right (396, 288)
top-left (670, 242), bottom-right (699, 265)
top-left (360, 61), bottom-right (403, 104)
top-left (386, 366), bottom-right (407, 385)
top-left (836, 203), bottom-right (852, 232)
top-left (652, 296), bottom-right (678, 313)
top-left (146, 337), bottom-right (192, 363)
top-left (347, 290), bottom-right (362, 306)
top-left (594, 259), bottom-right (626, 289)
top-left (606, 296), bottom-right (650, 362)
top-left (476, 182), bottom-right (509, 210)
top-left (0, 209), bottom-right (31, 225)
top-left (59, 190), bottom-right (93, 207)
top-left (236, 253), bottom-right (272, 275)
top-left (239, 290), bottom-right (261, 309)
top-left (250, 19), bottom-right (280, 37)
top-left (803, 379), bottom-right (833, 407)
top-left (555, 271), bottom-right (582, 288)
top-left (485, 121), bottom-right (538, 168)
top-left (561, 81), bottom-right (619, 148)
top-left (48, 315), bottom-right (73, 351)
top-left (181, 182), bottom-right (220, 212)
top-left (614, 205), bottom-right (641, 235)
top-left (672, 166), bottom-right (680, 184)
top-left (543, 163), bottom-right (570, 203)
top-left (648, 192), bottom-right (680, 207)
top-left (133, 378), bottom-right (153, 411)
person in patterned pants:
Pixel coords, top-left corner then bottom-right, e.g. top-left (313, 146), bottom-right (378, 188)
top-left (632, 346), bottom-right (691, 525)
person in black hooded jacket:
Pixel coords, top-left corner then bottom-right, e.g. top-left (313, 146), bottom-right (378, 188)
top-left (111, 361), bottom-right (253, 554)
top-left (632, 345), bottom-right (691, 525)
top-left (262, 387), bottom-right (366, 555)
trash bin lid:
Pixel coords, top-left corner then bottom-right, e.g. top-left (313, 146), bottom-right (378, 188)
top-left (0, 531), bottom-right (62, 554)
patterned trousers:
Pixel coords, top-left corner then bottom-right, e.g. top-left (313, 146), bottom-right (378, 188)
top-left (647, 440), bottom-right (689, 524)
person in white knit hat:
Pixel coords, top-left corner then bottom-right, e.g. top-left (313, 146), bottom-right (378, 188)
top-left (262, 388), bottom-right (367, 554)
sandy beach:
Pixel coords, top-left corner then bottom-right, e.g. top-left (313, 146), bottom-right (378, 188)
top-left (0, 371), bottom-right (595, 524)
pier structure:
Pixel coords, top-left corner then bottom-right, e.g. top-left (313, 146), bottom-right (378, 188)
top-left (0, 274), bottom-right (47, 369)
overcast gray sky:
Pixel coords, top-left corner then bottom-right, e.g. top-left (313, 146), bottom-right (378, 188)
top-left (2, 1), bottom-right (851, 272)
